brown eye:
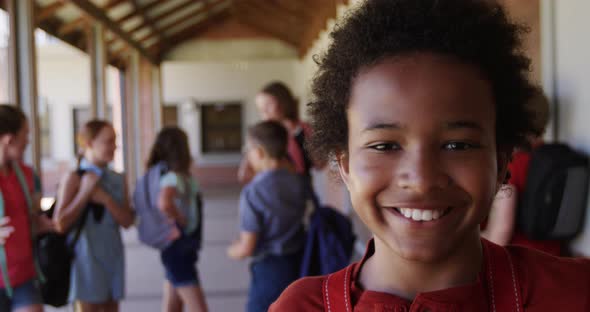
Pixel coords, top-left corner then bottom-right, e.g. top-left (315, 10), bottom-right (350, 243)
top-left (443, 142), bottom-right (479, 151)
top-left (369, 143), bottom-right (401, 152)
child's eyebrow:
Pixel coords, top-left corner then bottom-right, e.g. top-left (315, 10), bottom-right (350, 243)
top-left (362, 122), bottom-right (404, 133)
top-left (445, 121), bottom-right (484, 132)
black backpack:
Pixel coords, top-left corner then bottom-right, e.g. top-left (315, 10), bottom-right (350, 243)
top-left (517, 143), bottom-right (590, 240)
top-left (36, 170), bottom-right (96, 307)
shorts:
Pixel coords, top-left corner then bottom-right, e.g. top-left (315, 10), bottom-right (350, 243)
top-left (247, 250), bottom-right (303, 312)
top-left (0, 279), bottom-right (43, 311)
top-left (160, 234), bottom-right (200, 287)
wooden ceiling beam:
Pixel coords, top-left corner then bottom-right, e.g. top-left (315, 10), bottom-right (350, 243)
top-left (139, 0), bottom-right (226, 44)
top-left (37, 1), bottom-right (67, 23)
top-left (58, 16), bottom-right (88, 35)
top-left (114, 0), bottom-right (162, 26)
top-left (106, 0), bottom-right (189, 46)
top-left (130, 0), bottom-right (168, 48)
top-left (68, 0), bottom-right (158, 64)
top-left (233, 0), bottom-right (303, 46)
top-left (103, 0), bottom-right (130, 11)
top-left (157, 9), bottom-right (231, 58)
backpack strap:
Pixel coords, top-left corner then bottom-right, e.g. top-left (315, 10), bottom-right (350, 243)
top-left (12, 162), bottom-right (46, 285)
top-left (322, 265), bottom-right (353, 312)
top-left (483, 240), bottom-right (524, 312)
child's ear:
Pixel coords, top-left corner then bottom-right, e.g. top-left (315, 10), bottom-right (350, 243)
top-left (254, 146), bottom-right (265, 160)
top-left (337, 151), bottom-right (351, 190)
top-left (0, 134), bottom-right (14, 146)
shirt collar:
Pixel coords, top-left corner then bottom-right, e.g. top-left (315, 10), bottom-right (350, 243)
top-left (349, 238), bottom-right (490, 311)
top-left (79, 158), bottom-right (106, 177)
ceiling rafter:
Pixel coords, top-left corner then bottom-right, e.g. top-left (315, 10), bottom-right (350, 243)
top-left (233, 0), bottom-right (303, 47)
top-left (106, 0), bottom-right (188, 47)
top-left (114, 0), bottom-right (163, 26)
top-left (103, 0), bottom-right (130, 11)
top-left (58, 16), bottom-right (88, 35)
top-left (138, 0), bottom-right (226, 44)
top-left (130, 0), bottom-right (168, 49)
top-left (68, 0), bottom-right (158, 63)
top-left (37, 1), bottom-right (67, 23)
top-left (156, 9), bottom-right (232, 58)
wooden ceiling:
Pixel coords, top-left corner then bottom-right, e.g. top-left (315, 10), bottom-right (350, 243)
top-left (18, 0), bottom-right (350, 69)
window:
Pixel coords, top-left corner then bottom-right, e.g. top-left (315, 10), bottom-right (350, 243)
top-left (201, 102), bottom-right (242, 154)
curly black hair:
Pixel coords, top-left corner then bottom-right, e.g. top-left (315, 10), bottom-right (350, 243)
top-left (307, 0), bottom-right (539, 164)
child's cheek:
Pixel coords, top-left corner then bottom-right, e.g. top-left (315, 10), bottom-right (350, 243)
top-left (348, 154), bottom-right (392, 216)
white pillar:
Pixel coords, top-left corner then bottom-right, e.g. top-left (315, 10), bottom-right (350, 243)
top-left (541, 0), bottom-right (558, 142)
top-left (8, 0), bottom-right (40, 170)
top-left (89, 23), bottom-right (107, 119)
top-left (151, 65), bottom-right (163, 130)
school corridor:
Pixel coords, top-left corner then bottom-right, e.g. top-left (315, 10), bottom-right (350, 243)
top-left (47, 186), bottom-right (249, 312)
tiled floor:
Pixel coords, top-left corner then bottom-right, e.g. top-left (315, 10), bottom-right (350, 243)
top-left (47, 187), bottom-right (249, 312)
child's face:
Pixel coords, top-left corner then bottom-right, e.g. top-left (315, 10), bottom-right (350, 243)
top-left (1, 121), bottom-right (30, 161)
top-left (87, 126), bottom-right (117, 164)
top-left (339, 53), bottom-right (505, 262)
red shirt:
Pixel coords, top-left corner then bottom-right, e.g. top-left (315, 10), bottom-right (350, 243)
top-left (270, 239), bottom-right (590, 311)
top-left (508, 150), bottom-right (562, 256)
top-left (0, 163), bottom-right (36, 288)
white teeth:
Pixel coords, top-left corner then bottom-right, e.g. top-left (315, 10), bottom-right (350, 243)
top-left (401, 208), bottom-right (412, 218)
top-left (411, 210), bottom-right (422, 221)
top-left (422, 210), bottom-right (433, 221)
top-left (397, 207), bottom-right (447, 222)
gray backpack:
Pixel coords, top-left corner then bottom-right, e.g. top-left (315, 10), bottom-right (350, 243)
top-left (133, 162), bottom-right (175, 250)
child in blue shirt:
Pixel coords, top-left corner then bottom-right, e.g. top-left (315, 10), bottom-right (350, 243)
top-left (228, 121), bottom-right (307, 312)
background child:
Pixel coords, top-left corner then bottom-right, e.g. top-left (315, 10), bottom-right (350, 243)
top-left (145, 126), bottom-right (208, 312)
top-left (228, 121), bottom-right (307, 312)
top-left (238, 81), bottom-right (320, 184)
top-left (0, 105), bottom-right (45, 312)
top-left (271, 0), bottom-right (590, 311)
top-left (53, 119), bottom-right (134, 312)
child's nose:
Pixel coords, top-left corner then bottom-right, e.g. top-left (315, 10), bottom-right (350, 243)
top-left (395, 150), bottom-right (451, 194)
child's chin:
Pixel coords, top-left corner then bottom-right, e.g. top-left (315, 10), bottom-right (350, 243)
top-left (393, 240), bottom-right (454, 263)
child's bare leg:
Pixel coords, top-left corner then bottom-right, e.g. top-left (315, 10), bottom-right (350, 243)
top-left (162, 281), bottom-right (182, 312)
top-left (176, 285), bottom-right (208, 312)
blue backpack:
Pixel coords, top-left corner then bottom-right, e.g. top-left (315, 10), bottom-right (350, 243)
top-left (300, 185), bottom-right (356, 277)
top-left (133, 162), bottom-right (176, 250)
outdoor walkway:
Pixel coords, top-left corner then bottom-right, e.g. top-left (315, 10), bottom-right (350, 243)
top-left (47, 186), bottom-right (249, 312)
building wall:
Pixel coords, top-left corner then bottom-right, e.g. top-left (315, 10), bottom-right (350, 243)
top-left (37, 44), bottom-right (119, 163)
top-left (161, 59), bottom-right (300, 165)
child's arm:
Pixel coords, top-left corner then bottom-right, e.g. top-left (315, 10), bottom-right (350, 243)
top-left (0, 217), bottom-right (14, 245)
top-left (227, 231), bottom-right (258, 260)
top-left (53, 171), bottom-right (99, 233)
top-left (158, 186), bottom-right (187, 226)
top-left (481, 184), bottom-right (517, 246)
top-left (91, 177), bottom-right (135, 228)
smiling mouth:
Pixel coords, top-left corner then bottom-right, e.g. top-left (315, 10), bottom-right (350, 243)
top-left (392, 207), bottom-right (452, 222)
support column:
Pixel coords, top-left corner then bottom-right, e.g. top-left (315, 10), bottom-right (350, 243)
top-left (88, 23), bottom-right (107, 119)
top-left (151, 65), bottom-right (163, 131)
top-left (123, 51), bottom-right (141, 184)
top-left (8, 0), bottom-right (40, 170)
top-left (541, 0), bottom-right (558, 142)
